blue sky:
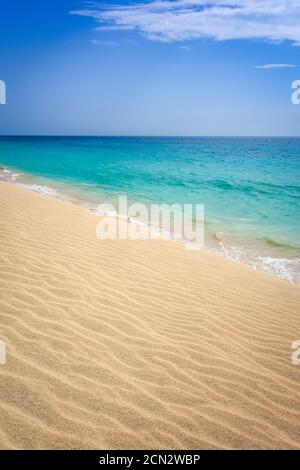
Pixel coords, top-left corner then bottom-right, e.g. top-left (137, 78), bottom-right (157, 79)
top-left (0, 0), bottom-right (300, 136)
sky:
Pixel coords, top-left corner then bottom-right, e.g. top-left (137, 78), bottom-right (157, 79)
top-left (0, 0), bottom-right (300, 136)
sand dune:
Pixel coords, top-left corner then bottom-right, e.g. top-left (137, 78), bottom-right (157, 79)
top-left (0, 180), bottom-right (299, 449)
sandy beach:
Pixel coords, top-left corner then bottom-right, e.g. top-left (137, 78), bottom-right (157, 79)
top-left (0, 180), bottom-right (299, 449)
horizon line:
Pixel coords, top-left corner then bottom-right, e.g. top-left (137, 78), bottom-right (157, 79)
top-left (1, 134), bottom-right (300, 139)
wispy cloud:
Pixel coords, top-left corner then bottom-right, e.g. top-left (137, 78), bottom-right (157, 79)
top-left (179, 45), bottom-right (191, 51)
top-left (255, 64), bottom-right (297, 69)
top-left (71, 1), bottom-right (300, 44)
top-left (90, 39), bottom-right (119, 47)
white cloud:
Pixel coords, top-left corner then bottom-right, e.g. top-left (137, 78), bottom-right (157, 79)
top-left (90, 39), bottom-right (119, 47)
top-left (255, 64), bottom-right (297, 69)
top-left (71, 1), bottom-right (300, 44)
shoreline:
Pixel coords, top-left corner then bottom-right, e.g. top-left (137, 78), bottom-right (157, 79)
top-left (1, 164), bottom-right (299, 285)
top-left (0, 180), bottom-right (300, 449)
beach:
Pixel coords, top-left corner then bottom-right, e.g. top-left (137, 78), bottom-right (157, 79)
top-left (0, 180), bottom-right (299, 449)
top-left (1, 136), bottom-right (300, 284)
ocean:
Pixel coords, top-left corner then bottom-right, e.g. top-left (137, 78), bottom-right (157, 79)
top-left (0, 136), bottom-right (300, 283)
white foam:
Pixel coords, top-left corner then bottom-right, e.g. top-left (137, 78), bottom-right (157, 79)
top-left (19, 183), bottom-right (58, 198)
top-left (251, 256), bottom-right (300, 284)
top-left (0, 167), bottom-right (19, 182)
top-left (211, 242), bottom-right (300, 285)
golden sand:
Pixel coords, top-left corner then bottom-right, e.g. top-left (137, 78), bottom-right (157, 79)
top-left (0, 180), bottom-right (299, 449)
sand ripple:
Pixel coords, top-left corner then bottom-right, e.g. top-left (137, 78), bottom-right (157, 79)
top-left (0, 181), bottom-right (300, 449)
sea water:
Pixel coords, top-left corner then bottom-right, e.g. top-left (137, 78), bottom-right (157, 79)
top-left (0, 136), bottom-right (299, 283)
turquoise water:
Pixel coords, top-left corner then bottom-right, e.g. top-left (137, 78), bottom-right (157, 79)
top-left (1, 136), bottom-right (300, 283)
